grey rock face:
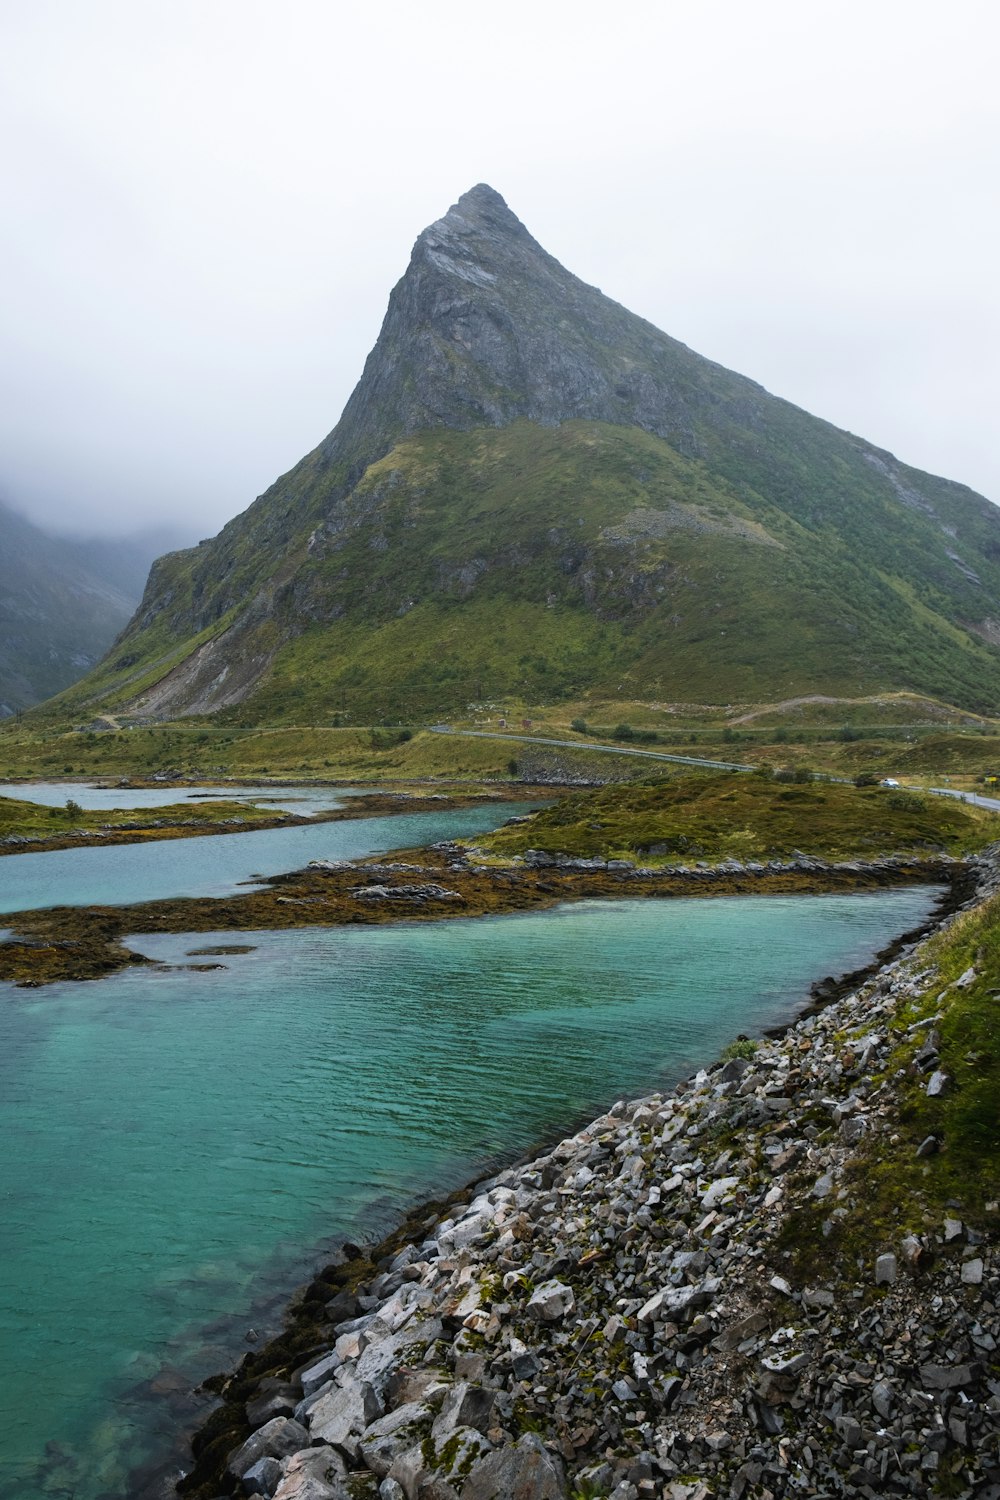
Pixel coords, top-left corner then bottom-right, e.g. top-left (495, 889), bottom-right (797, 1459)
top-left (228, 1416), bottom-right (310, 1479)
top-left (525, 1278), bottom-right (575, 1321)
top-left (875, 1252), bottom-right (897, 1284)
top-left (272, 1446), bottom-right (352, 1500)
top-left (243, 1455), bottom-right (283, 1497)
top-left (307, 1378), bottom-right (383, 1449)
top-left (460, 1433), bottom-right (567, 1500)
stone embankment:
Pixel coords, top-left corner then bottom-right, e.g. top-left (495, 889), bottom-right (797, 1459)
top-left (181, 853), bottom-right (1000, 1500)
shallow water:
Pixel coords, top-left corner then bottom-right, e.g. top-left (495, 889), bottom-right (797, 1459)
top-left (0, 778), bottom-right (354, 816)
top-left (0, 800), bottom-right (532, 913)
top-left (0, 884), bottom-right (941, 1498)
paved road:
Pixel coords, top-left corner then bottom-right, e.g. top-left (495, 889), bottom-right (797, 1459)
top-left (430, 726), bottom-right (756, 773)
top-left (431, 729), bottom-right (1000, 814)
top-left (928, 786), bottom-right (1000, 812)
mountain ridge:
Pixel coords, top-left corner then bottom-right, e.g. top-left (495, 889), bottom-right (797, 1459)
top-left (43, 185), bottom-right (1000, 723)
top-left (0, 501), bottom-right (190, 715)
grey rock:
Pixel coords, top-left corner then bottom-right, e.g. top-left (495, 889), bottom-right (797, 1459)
top-left (229, 1417), bottom-right (311, 1480)
top-left (272, 1447), bottom-right (350, 1500)
top-left (919, 1362), bottom-right (980, 1390)
top-left (429, 1426), bottom-right (494, 1483)
top-left (700, 1175), bottom-right (739, 1209)
top-left (526, 1278), bottom-right (575, 1321)
top-left (460, 1433), bottom-right (567, 1500)
top-left (387, 1445), bottom-right (433, 1500)
top-left (875, 1253), bottom-right (897, 1285)
top-left (637, 1278), bottom-right (720, 1324)
top-left (243, 1456), bottom-right (283, 1497)
top-left (872, 1381), bottom-right (894, 1419)
top-left (431, 1382), bottom-right (496, 1439)
top-left (308, 1378), bottom-right (383, 1449)
top-left (299, 1351), bottom-right (341, 1397)
top-left (247, 1385), bottom-right (300, 1426)
top-left (900, 1233), bottom-right (924, 1265)
top-left (359, 1399), bottom-right (437, 1477)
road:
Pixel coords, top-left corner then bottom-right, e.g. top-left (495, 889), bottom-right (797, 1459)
top-left (431, 728), bottom-right (1000, 812)
top-left (927, 786), bottom-right (1000, 812)
top-left (430, 726), bottom-right (756, 773)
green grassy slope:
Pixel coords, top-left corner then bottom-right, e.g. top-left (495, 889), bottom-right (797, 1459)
top-left (477, 772), bottom-right (998, 864)
top-left (42, 421), bottom-right (1000, 726)
top-left (33, 183), bottom-right (1000, 727)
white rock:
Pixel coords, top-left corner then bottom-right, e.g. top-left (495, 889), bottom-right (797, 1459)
top-left (875, 1253), bottom-right (897, 1285)
top-left (700, 1175), bottom-right (740, 1209)
top-left (526, 1278), bottom-right (575, 1321)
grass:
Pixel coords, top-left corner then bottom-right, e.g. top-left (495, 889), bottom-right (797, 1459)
top-left (0, 724), bottom-right (506, 783)
top-left (774, 889), bottom-right (1000, 1282)
top-left (27, 407), bottom-right (1000, 729)
top-left (863, 896), bottom-right (1000, 1219)
top-left (474, 772), bottom-right (1000, 865)
top-left (0, 793), bottom-right (287, 845)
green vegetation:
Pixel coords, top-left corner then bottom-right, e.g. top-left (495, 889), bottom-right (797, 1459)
top-left (33, 401), bottom-right (1000, 728)
top-left (0, 793), bottom-right (284, 845)
top-left (0, 724), bottom-right (529, 784)
top-left (476, 773), bottom-right (999, 865)
top-left (776, 889), bottom-right (1000, 1281)
top-left (24, 188), bottom-right (1000, 732)
top-left (721, 1036), bottom-right (759, 1062)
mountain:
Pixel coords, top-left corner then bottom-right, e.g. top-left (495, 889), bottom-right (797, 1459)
top-left (0, 501), bottom-right (189, 715)
top-left (48, 184), bottom-right (1000, 723)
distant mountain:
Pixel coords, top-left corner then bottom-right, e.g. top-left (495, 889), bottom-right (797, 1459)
top-left (0, 501), bottom-right (190, 714)
top-left (52, 184), bottom-right (1000, 722)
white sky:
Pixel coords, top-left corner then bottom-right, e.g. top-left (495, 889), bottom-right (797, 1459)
top-left (0, 0), bottom-right (997, 539)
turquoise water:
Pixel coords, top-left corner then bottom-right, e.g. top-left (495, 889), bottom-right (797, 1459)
top-left (0, 801), bottom-right (532, 913)
top-left (0, 885), bottom-right (941, 1498)
top-left (1, 779), bottom-right (362, 816)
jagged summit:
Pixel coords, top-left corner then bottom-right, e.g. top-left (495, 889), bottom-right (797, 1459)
top-left (324, 182), bottom-right (757, 482)
top-left (44, 186), bottom-right (1000, 724)
top-left (425, 182), bottom-right (532, 242)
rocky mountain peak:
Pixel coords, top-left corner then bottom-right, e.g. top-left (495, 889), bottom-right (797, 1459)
top-left (428, 182), bottom-right (531, 241)
top-left (68, 184), bottom-right (1000, 727)
top-left (323, 183), bottom-right (730, 478)
top-left (413, 185), bottom-right (534, 291)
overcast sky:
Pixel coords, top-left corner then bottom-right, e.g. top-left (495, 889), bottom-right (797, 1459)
top-left (1, 0), bottom-right (997, 541)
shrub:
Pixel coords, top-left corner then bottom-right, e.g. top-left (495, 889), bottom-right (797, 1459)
top-left (722, 1036), bottom-right (757, 1061)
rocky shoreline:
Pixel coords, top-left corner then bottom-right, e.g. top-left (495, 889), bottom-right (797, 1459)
top-left (153, 848), bottom-right (1000, 1500)
top-left (0, 846), bottom-right (964, 989)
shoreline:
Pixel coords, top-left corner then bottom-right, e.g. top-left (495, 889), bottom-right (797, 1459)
top-left (0, 848), bottom-right (966, 989)
top-left (0, 785), bottom-right (534, 858)
top-left (121, 855), bottom-right (991, 1500)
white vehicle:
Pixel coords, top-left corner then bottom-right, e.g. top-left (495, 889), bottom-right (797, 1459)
top-left (881, 777), bottom-right (900, 788)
